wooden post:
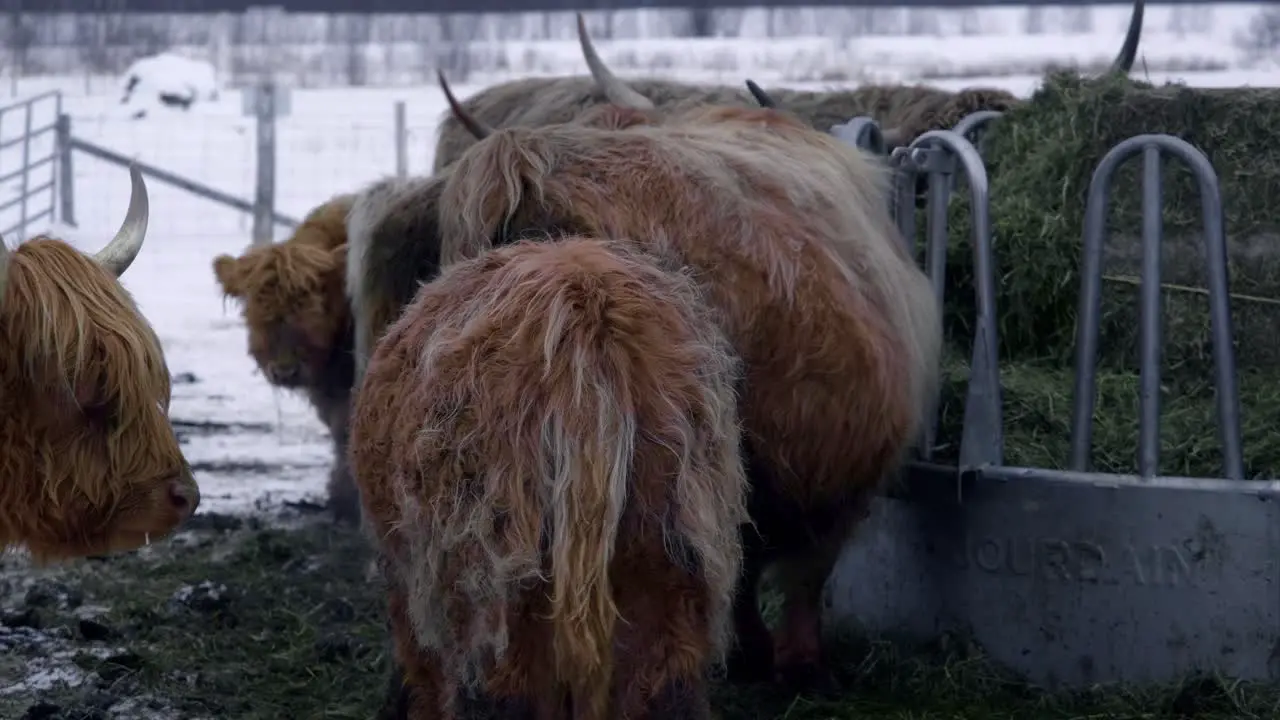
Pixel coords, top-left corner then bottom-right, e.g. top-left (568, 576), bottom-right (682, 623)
top-left (395, 101), bottom-right (407, 179)
top-left (251, 79), bottom-right (277, 246)
top-left (55, 114), bottom-right (76, 227)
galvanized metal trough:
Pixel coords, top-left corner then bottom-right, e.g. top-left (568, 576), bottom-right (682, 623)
top-left (823, 114), bottom-right (1280, 689)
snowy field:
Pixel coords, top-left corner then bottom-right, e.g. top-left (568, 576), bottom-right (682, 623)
top-left (4, 12), bottom-right (1277, 520)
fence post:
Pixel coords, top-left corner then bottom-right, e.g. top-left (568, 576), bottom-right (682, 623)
top-left (17, 101), bottom-right (31, 239)
top-left (394, 100), bottom-right (407, 179)
top-left (252, 79), bottom-right (277, 246)
top-left (55, 113), bottom-right (76, 227)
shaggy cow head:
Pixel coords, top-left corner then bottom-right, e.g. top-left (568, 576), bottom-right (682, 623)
top-left (0, 167), bottom-right (200, 561)
top-left (213, 196), bottom-right (352, 391)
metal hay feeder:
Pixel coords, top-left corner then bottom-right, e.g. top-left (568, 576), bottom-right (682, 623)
top-left (823, 116), bottom-right (1280, 689)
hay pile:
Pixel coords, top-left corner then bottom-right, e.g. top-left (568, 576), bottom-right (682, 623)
top-left (932, 72), bottom-right (1280, 479)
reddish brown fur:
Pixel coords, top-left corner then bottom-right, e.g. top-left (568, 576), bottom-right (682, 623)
top-left (437, 107), bottom-right (942, 687)
top-left (0, 238), bottom-right (197, 560)
top-left (350, 237), bottom-right (746, 719)
top-left (212, 195), bottom-right (359, 523)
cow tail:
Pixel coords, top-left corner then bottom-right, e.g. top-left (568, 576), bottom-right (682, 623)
top-left (543, 374), bottom-right (634, 720)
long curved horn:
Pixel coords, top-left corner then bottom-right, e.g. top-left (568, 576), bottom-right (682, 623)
top-left (576, 12), bottom-right (655, 111)
top-left (92, 164), bottom-right (149, 278)
top-left (437, 70), bottom-right (493, 140)
top-left (1110, 0), bottom-right (1145, 73)
top-left (744, 79), bottom-right (776, 108)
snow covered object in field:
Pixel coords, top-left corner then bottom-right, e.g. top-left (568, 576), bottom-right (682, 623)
top-left (119, 52), bottom-right (220, 120)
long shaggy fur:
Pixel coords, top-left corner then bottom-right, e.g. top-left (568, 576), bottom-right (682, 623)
top-left (350, 237), bottom-right (746, 719)
top-left (0, 238), bottom-right (196, 561)
top-left (437, 105), bottom-right (942, 684)
top-left (212, 195), bottom-right (359, 523)
top-left (344, 175), bottom-right (449, 385)
top-left (432, 76), bottom-right (752, 172)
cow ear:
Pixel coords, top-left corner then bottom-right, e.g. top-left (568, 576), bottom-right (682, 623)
top-left (213, 255), bottom-right (242, 296)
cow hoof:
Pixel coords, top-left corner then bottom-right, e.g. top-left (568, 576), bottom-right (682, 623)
top-left (776, 661), bottom-right (839, 697)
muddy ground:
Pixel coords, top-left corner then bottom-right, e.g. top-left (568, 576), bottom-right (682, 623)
top-left (2, 426), bottom-right (1277, 719)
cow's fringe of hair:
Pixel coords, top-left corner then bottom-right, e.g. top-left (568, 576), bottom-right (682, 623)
top-left (438, 108), bottom-right (939, 430)
top-left (219, 241), bottom-right (343, 301)
top-left (377, 238), bottom-right (745, 716)
top-left (214, 192), bottom-right (351, 303)
top-left (1, 239), bottom-right (170, 503)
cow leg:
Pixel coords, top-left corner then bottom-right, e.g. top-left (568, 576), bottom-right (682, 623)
top-left (771, 533), bottom-right (847, 695)
top-left (609, 532), bottom-right (715, 720)
top-left (726, 441), bottom-right (779, 684)
top-left (326, 431), bottom-right (363, 525)
top-left (326, 462), bottom-right (361, 525)
top-left (461, 597), bottom-right (559, 720)
top-left (375, 617), bottom-right (412, 720)
top-left (725, 524), bottom-right (772, 684)
top-left (385, 585), bottom-right (450, 719)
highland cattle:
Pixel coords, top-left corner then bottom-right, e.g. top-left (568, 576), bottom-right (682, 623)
top-left (0, 167), bottom-right (201, 561)
top-left (211, 195), bottom-right (360, 524)
top-left (349, 236), bottom-right (747, 719)
top-left (422, 104), bottom-right (943, 689)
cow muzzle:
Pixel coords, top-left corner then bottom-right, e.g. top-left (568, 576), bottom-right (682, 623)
top-left (169, 472), bottom-right (201, 521)
top-left (264, 361), bottom-right (302, 386)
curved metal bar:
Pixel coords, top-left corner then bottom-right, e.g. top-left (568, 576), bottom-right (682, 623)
top-left (1070, 134), bottom-right (1242, 480)
top-left (899, 129), bottom-right (1003, 469)
top-left (830, 116), bottom-right (887, 155)
top-left (951, 110), bottom-right (1004, 146)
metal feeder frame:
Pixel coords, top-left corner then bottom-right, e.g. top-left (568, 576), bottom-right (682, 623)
top-left (823, 113), bottom-right (1280, 689)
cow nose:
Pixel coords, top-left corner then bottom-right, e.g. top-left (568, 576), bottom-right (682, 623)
top-left (168, 477), bottom-right (200, 519)
top-left (267, 362), bottom-right (298, 382)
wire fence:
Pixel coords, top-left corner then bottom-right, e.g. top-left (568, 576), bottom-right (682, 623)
top-left (53, 85), bottom-right (436, 250)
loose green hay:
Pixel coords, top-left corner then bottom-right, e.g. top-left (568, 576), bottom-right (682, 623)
top-left (935, 71), bottom-right (1280, 478)
top-left (933, 352), bottom-right (1280, 478)
top-left (3, 518), bottom-right (1277, 719)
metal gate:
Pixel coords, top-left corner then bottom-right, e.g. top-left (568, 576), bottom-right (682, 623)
top-left (823, 113), bottom-right (1280, 689)
top-left (0, 90), bottom-right (62, 241)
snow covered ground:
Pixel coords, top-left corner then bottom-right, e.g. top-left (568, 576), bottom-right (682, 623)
top-left (2, 16), bottom-right (1276, 519)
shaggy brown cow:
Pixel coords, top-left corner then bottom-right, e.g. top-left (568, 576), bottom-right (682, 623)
top-left (350, 236), bottom-right (747, 719)
top-left (211, 195), bottom-right (359, 524)
top-left (433, 105), bottom-right (942, 689)
top-left (0, 167), bottom-right (201, 561)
